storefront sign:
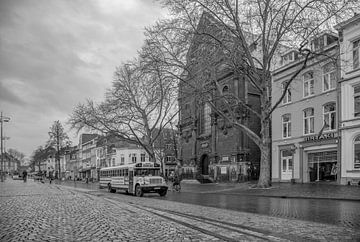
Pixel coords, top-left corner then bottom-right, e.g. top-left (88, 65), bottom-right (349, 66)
top-left (304, 132), bottom-right (337, 142)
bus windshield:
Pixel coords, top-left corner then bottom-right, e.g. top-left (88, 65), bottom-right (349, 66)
top-left (134, 168), bottom-right (161, 176)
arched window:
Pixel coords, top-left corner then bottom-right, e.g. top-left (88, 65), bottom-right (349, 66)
top-left (303, 108), bottom-right (314, 135)
top-left (282, 114), bottom-right (291, 138)
top-left (200, 103), bottom-right (211, 135)
top-left (354, 135), bottom-right (360, 169)
top-left (323, 103), bottom-right (336, 131)
top-left (303, 72), bottom-right (314, 97)
top-left (222, 85), bottom-right (229, 94)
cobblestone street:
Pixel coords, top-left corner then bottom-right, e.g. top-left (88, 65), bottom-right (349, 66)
top-left (1, 179), bottom-right (360, 241)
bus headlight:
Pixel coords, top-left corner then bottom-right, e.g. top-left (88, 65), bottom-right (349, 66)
top-left (144, 177), bottom-right (150, 185)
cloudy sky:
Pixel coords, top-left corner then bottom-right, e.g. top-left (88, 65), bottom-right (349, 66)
top-left (0, 0), bottom-right (167, 159)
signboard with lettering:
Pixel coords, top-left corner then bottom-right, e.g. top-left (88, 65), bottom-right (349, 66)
top-left (304, 132), bottom-right (337, 142)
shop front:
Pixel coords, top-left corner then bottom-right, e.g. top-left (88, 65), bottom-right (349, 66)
top-left (300, 132), bottom-right (339, 183)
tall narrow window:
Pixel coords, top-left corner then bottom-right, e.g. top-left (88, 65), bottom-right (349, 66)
top-left (120, 154), bottom-right (125, 165)
top-left (322, 63), bottom-right (336, 92)
top-left (303, 72), bottom-right (314, 97)
top-left (131, 154), bottom-right (137, 163)
top-left (304, 108), bottom-right (314, 135)
top-left (354, 135), bottom-right (360, 169)
top-left (200, 103), bottom-right (211, 135)
top-left (141, 153), bottom-right (145, 162)
top-left (353, 39), bottom-right (360, 70)
top-left (282, 114), bottom-right (291, 138)
top-left (323, 103), bottom-right (336, 131)
top-left (354, 85), bottom-right (360, 117)
top-left (282, 81), bottom-right (291, 104)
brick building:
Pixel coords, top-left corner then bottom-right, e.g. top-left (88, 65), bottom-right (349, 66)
top-left (178, 13), bottom-right (261, 182)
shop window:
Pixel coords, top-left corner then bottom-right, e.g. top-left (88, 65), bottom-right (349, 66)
top-left (282, 114), bottom-right (291, 138)
top-left (303, 108), bottom-right (314, 135)
top-left (354, 85), bottom-right (360, 117)
top-left (282, 81), bottom-right (291, 104)
top-left (323, 103), bottom-right (336, 131)
top-left (322, 63), bottom-right (336, 92)
top-left (303, 72), bottom-right (314, 97)
top-left (354, 135), bottom-right (360, 169)
top-left (353, 39), bottom-right (360, 70)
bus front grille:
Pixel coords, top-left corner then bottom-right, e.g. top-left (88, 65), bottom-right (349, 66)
top-left (150, 178), bottom-right (162, 184)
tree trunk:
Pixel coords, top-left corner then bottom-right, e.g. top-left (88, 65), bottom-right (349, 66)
top-left (257, 116), bottom-right (272, 188)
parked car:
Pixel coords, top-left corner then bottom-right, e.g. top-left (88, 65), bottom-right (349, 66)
top-left (12, 173), bottom-right (22, 180)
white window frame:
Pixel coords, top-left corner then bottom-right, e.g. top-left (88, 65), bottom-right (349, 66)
top-left (354, 135), bottom-right (360, 169)
top-left (131, 154), bottom-right (137, 163)
top-left (120, 154), bottom-right (125, 165)
top-left (353, 39), bottom-right (360, 70)
top-left (322, 63), bottom-right (336, 92)
top-left (282, 114), bottom-right (291, 138)
top-left (303, 108), bottom-right (315, 135)
top-left (140, 153), bottom-right (145, 162)
top-left (354, 85), bottom-right (360, 117)
top-left (282, 81), bottom-right (291, 104)
top-left (303, 72), bottom-right (315, 98)
top-left (323, 103), bottom-right (336, 131)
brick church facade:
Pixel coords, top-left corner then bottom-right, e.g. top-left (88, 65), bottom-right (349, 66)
top-left (178, 13), bottom-right (261, 182)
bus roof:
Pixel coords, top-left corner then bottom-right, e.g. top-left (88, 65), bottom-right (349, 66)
top-left (99, 162), bottom-right (160, 171)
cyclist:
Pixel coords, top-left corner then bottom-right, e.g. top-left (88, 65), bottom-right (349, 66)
top-left (172, 173), bottom-right (181, 192)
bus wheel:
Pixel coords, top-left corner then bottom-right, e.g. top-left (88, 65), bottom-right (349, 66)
top-left (108, 184), bottom-right (115, 193)
top-left (135, 185), bottom-right (143, 197)
top-left (158, 190), bottom-right (167, 197)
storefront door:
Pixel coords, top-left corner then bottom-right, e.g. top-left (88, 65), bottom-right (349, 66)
top-left (281, 150), bottom-right (293, 180)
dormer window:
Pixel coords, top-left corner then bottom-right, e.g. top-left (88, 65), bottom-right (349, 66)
top-left (311, 33), bottom-right (338, 51)
top-left (281, 51), bottom-right (298, 66)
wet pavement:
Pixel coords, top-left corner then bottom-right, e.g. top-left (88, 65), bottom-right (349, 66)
top-left (2, 178), bottom-right (360, 241)
top-left (53, 179), bottom-right (360, 229)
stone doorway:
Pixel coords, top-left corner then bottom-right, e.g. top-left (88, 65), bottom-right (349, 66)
top-left (200, 154), bottom-right (209, 175)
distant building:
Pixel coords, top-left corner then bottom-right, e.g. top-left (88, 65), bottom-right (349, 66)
top-left (78, 134), bottom-right (99, 180)
top-left (336, 14), bottom-right (360, 185)
top-left (0, 152), bottom-right (20, 174)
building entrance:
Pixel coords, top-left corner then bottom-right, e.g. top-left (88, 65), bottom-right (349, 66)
top-left (200, 154), bottom-right (209, 175)
top-left (281, 150), bottom-right (293, 180)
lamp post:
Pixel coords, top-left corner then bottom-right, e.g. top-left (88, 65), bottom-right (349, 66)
top-left (1, 112), bottom-right (10, 182)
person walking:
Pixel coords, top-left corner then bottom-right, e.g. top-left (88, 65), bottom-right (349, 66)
top-left (22, 170), bottom-right (28, 182)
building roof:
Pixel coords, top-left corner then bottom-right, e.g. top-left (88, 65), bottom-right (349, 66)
top-left (334, 13), bottom-right (360, 30)
top-left (80, 133), bottom-right (99, 144)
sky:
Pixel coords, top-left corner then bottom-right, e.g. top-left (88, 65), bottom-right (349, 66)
top-left (0, 0), bottom-right (167, 159)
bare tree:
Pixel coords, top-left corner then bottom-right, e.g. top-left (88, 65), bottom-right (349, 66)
top-left (146, 0), bottom-right (357, 187)
top-left (7, 148), bottom-right (25, 165)
top-left (47, 121), bottom-right (70, 179)
top-left (69, 59), bottom-right (178, 165)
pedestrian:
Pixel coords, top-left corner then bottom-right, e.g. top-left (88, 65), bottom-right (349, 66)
top-left (22, 170), bottom-right (28, 182)
top-left (247, 164), bottom-right (252, 181)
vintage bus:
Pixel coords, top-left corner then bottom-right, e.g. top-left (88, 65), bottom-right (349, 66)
top-left (99, 162), bottom-right (168, 197)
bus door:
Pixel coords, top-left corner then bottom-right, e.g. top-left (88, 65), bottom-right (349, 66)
top-left (128, 170), bottom-right (134, 194)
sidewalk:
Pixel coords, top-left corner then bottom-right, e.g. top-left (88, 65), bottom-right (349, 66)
top-left (182, 180), bottom-right (360, 201)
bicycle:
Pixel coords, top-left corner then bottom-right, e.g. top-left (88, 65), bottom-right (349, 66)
top-left (172, 181), bottom-right (181, 192)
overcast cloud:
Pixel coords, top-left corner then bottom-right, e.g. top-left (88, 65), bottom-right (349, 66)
top-left (0, 0), bottom-right (167, 159)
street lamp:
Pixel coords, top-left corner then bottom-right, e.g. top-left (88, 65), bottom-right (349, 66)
top-left (1, 112), bottom-right (10, 182)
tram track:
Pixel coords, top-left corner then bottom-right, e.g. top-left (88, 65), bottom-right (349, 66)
top-left (101, 196), bottom-right (295, 242)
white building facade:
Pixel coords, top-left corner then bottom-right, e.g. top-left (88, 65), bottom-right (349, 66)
top-left (336, 14), bottom-right (360, 185)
